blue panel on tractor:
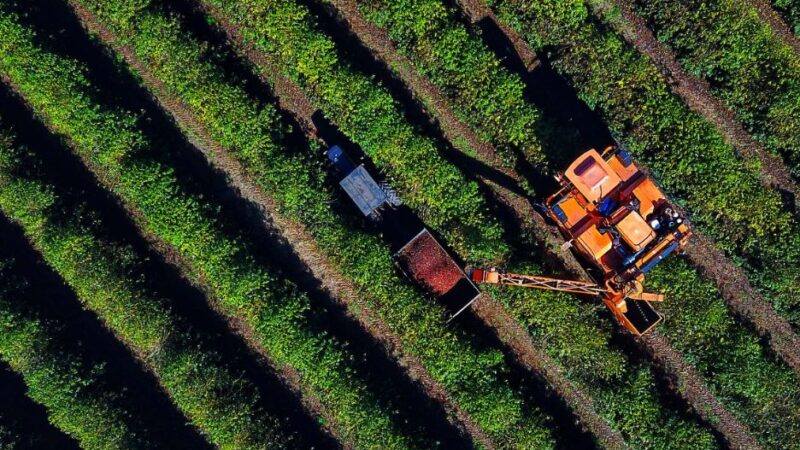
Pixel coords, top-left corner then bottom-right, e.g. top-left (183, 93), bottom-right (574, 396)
top-left (641, 242), bottom-right (679, 274)
top-left (340, 165), bottom-right (388, 217)
top-left (619, 149), bottom-right (633, 167)
top-left (327, 145), bottom-right (356, 175)
top-left (552, 204), bottom-right (568, 223)
top-left (598, 197), bottom-right (616, 216)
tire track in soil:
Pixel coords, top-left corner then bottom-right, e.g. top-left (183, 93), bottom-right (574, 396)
top-left (323, 2), bottom-right (629, 449)
top-left (589, 0), bottom-right (800, 376)
top-left (749, 0), bottom-right (800, 56)
top-left (429, 1), bottom-right (766, 448)
top-left (0, 71), bottom-right (341, 448)
top-left (68, 2), bottom-right (492, 448)
top-left (589, 0), bottom-right (800, 213)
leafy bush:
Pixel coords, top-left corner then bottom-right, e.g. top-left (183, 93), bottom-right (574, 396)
top-left (631, 0), bottom-right (800, 177)
top-left (0, 218), bottom-right (154, 448)
top-left (356, 0), bottom-right (545, 163)
top-left (648, 259), bottom-right (800, 448)
top-left (0, 120), bottom-right (294, 449)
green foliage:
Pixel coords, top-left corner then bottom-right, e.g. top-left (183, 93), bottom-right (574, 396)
top-left (772, 0), bottom-right (800, 35)
top-left (631, 0), bottom-right (800, 178)
top-left (201, 0), bottom-right (507, 262)
top-left (648, 259), bottom-right (800, 448)
top-left (487, 0), bottom-right (800, 331)
top-left (0, 124), bottom-right (293, 449)
top-left (0, 233), bottom-right (151, 449)
top-left (70, 0), bottom-right (562, 446)
top-left (356, 0), bottom-right (544, 164)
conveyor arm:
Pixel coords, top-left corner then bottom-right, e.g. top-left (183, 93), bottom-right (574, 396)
top-left (471, 268), bottom-right (664, 301)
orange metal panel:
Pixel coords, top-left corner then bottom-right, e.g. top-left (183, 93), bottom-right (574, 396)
top-left (632, 178), bottom-right (665, 218)
top-left (616, 211), bottom-right (656, 251)
top-left (576, 225), bottom-right (613, 262)
top-left (565, 150), bottom-right (622, 203)
top-left (608, 154), bottom-right (638, 181)
top-left (558, 197), bottom-right (587, 228)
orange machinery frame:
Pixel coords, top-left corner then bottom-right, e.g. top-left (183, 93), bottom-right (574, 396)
top-left (543, 146), bottom-right (692, 334)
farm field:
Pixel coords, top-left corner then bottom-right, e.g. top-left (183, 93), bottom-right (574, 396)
top-left (0, 0), bottom-right (798, 449)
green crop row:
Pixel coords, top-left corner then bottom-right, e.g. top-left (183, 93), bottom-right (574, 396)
top-left (200, 0), bottom-right (506, 262)
top-left (772, 0), bottom-right (800, 35)
top-left (630, 0), bottom-right (800, 176)
top-left (197, 2), bottom-right (713, 445)
top-left (0, 4), bottom-right (518, 448)
top-left (68, 0), bottom-right (562, 446)
top-left (0, 187), bottom-right (157, 449)
top-left (0, 109), bottom-right (297, 448)
top-left (648, 259), bottom-right (800, 447)
top-left (355, 0), bottom-right (545, 164)
top-left (346, 0), bottom-right (798, 446)
top-left (486, 0), bottom-right (800, 329)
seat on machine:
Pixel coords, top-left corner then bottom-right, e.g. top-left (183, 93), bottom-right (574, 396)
top-left (616, 211), bottom-right (655, 251)
top-left (566, 149), bottom-right (621, 203)
top-left (552, 196), bottom-right (586, 228)
top-left (632, 178), bottom-right (665, 218)
top-left (576, 225), bottom-right (613, 262)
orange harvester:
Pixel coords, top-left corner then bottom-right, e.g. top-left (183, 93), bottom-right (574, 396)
top-left (472, 147), bottom-right (692, 335)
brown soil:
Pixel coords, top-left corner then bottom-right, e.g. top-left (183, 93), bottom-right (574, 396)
top-left (590, 0), bottom-right (800, 212)
top-left (684, 236), bottom-right (800, 373)
top-left (749, 0), bottom-right (800, 56)
top-left (69, 2), bottom-right (493, 448)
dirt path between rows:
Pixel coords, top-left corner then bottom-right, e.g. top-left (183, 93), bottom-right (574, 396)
top-left (589, 0), bottom-right (800, 212)
top-left (639, 333), bottom-right (763, 450)
top-left (422, 1), bottom-right (765, 448)
top-left (749, 0), bottom-right (800, 55)
top-left (455, 0), bottom-right (539, 71)
top-left (69, 2), bottom-right (493, 448)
